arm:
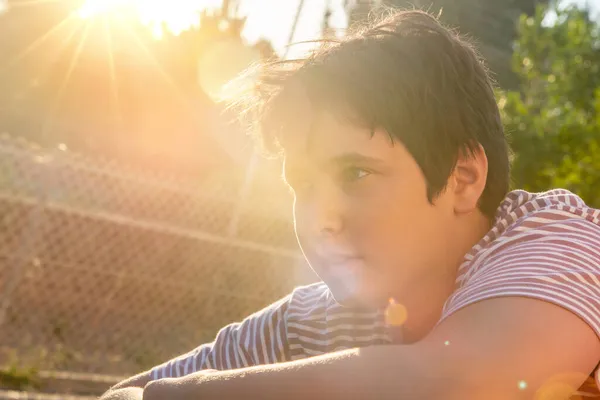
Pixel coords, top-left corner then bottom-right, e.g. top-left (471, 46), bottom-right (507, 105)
top-left (144, 344), bottom-right (443, 400)
top-left (144, 297), bottom-right (600, 400)
top-left (100, 294), bottom-right (291, 399)
top-left (144, 219), bottom-right (600, 400)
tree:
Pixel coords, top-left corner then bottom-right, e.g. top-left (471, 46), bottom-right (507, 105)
top-left (499, 3), bottom-right (600, 206)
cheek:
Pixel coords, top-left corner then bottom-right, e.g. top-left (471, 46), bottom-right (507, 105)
top-left (349, 190), bottom-right (405, 239)
top-left (292, 199), bottom-right (312, 251)
top-left (349, 189), bottom-right (431, 261)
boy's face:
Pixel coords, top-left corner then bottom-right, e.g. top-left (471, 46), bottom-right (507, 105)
top-left (283, 112), bottom-right (459, 308)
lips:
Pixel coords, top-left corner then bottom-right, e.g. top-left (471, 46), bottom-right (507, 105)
top-left (312, 246), bottom-right (364, 280)
top-left (324, 256), bottom-right (364, 278)
top-left (321, 254), bottom-right (362, 268)
top-left (315, 246), bottom-right (360, 262)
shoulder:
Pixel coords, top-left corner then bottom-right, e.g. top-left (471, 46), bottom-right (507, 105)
top-left (493, 189), bottom-right (598, 231)
top-left (463, 215), bottom-right (599, 283)
top-left (442, 198), bottom-right (600, 336)
top-left (290, 281), bottom-right (330, 298)
top-left (461, 189), bottom-right (600, 280)
top-left (287, 282), bottom-right (332, 317)
top-left (447, 190), bottom-right (600, 312)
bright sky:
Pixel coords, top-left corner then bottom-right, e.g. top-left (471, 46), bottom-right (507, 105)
top-left (0, 0), bottom-right (350, 100)
top-left (566, 0), bottom-right (600, 10)
top-left (242, 0), bottom-right (600, 57)
top-left (241, 0), bottom-right (600, 49)
top-left (2, 0), bottom-right (597, 55)
top-left (240, 0), bottom-right (348, 58)
top-left (572, 0), bottom-right (600, 15)
top-left (0, 0), bottom-right (347, 50)
top-left (74, 0), bottom-right (349, 58)
top-left (545, 0), bottom-right (600, 23)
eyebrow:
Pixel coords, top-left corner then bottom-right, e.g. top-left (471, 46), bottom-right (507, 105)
top-left (324, 152), bottom-right (386, 168)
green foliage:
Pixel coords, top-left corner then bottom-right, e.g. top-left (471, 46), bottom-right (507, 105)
top-left (499, 2), bottom-right (600, 206)
top-left (0, 351), bottom-right (41, 391)
top-left (0, 365), bottom-right (40, 391)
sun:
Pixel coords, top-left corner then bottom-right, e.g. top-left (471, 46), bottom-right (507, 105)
top-left (77, 0), bottom-right (223, 39)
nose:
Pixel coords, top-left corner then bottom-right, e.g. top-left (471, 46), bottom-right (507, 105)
top-left (310, 185), bottom-right (345, 238)
top-left (319, 212), bottom-right (343, 237)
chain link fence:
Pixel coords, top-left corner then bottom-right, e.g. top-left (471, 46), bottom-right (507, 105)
top-left (0, 133), bottom-right (316, 377)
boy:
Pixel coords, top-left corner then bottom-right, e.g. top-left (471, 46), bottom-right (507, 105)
top-left (102, 9), bottom-right (600, 400)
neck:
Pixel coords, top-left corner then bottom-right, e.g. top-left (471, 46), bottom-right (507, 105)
top-left (396, 276), bottom-right (455, 344)
top-left (398, 210), bottom-right (493, 344)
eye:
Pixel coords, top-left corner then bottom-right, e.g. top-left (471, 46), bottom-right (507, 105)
top-left (339, 167), bottom-right (371, 184)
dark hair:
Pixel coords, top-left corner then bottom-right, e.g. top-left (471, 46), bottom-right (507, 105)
top-left (238, 9), bottom-right (510, 218)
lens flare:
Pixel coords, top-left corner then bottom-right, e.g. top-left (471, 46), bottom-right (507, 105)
top-left (534, 373), bottom-right (589, 400)
top-left (385, 298), bottom-right (408, 327)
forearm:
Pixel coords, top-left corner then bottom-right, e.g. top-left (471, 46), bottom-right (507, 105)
top-left (100, 387), bottom-right (144, 400)
top-left (145, 344), bottom-right (455, 400)
top-left (100, 371), bottom-right (150, 400)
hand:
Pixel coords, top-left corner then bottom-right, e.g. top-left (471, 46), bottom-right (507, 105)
top-left (142, 370), bottom-right (218, 400)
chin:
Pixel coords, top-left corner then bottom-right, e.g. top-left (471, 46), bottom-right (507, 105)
top-left (323, 281), bottom-right (359, 306)
top-left (326, 282), bottom-right (387, 310)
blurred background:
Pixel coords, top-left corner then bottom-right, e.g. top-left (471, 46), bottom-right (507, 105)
top-left (0, 0), bottom-right (598, 398)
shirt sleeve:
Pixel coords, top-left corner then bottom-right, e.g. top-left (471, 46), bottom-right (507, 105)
top-left (440, 218), bottom-right (600, 339)
top-left (150, 294), bottom-right (291, 380)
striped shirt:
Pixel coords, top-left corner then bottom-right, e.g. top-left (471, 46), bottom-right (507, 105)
top-left (151, 189), bottom-right (600, 396)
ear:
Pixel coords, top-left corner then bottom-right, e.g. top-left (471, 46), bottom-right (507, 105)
top-left (449, 144), bottom-right (488, 216)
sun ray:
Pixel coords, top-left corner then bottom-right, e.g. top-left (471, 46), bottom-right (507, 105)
top-left (42, 20), bottom-right (93, 137)
top-left (116, 18), bottom-right (193, 113)
top-left (8, 0), bottom-right (63, 8)
top-left (6, 17), bottom-right (83, 114)
top-left (104, 16), bottom-right (122, 130)
top-left (0, 13), bottom-right (79, 74)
